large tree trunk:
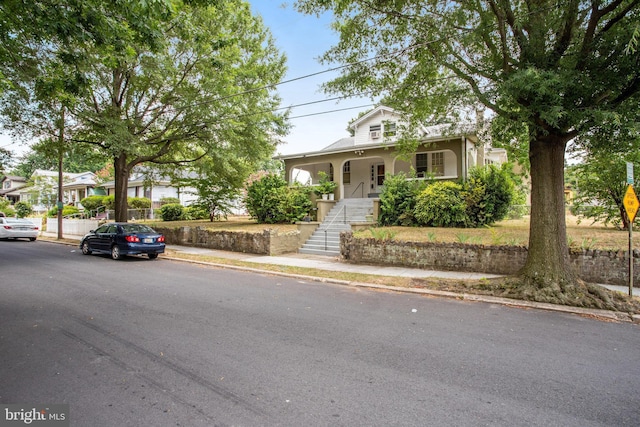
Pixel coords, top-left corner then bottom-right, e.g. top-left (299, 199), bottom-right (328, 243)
top-left (520, 135), bottom-right (577, 288)
top-left (114, 154), bottom-right (130, 223)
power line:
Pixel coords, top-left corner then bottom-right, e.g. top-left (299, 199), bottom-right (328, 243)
top-left (168, 35), bottom-right (451, 114)
top-left (288, 104), bottom-right (375, 120)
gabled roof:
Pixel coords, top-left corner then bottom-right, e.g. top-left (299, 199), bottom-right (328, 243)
top-left (1, 175), bottom-right (27, 183)
top-left (0, 184), bottom-right (28, 196)
top-left (348, 105), bottom-right (397, 130)
top-left (62, 174), bottom-right (98, 188)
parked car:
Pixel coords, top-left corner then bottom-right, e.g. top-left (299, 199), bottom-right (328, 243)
top-left (79, 222), bottom-right (165, 260)
top-left (0, 217), bottom-right (39, 241)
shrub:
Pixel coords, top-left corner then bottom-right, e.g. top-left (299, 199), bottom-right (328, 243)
top-left (160, 197), bottom-right (180, 206)
top-left (14, 201), bottom-right (33, 218)
top-left (80, 195), bottom-right (106, 212)
top-left (183, 205), bottom-right (210, 220)
top-left (414, 181), bottom-right (467, 227)
top-left (47, 205), bottom-right (80, 218)
top-left (378, 172), bottom-right (427, 226)
top-left (159, 203), bottom-right (184, 221)
top-left (276, 184), bottom-right (313, 223)
top-left (129, 197), bottom-right (151, 209)
top-left (245, 174), bottom-right (312, 224)
top-left (245, 173), bottom-right (284, 223)
top-left (0, 199), bottom-right (15, 217)
top-left (314, 171), bottom-right (337, 196)
top-left (463, 164), bottom-right (515, 227)
top-left (102, 195), bottom-right (115, 210)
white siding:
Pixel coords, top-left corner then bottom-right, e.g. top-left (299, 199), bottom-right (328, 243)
top-left (353, 112), bottom-right (402, 145)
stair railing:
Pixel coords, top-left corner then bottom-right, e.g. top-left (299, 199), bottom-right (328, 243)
top-left (323, 203), bottom-right (346, 251)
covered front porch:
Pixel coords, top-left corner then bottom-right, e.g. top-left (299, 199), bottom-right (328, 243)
top-left (283, 145), bottom-right (464, 201)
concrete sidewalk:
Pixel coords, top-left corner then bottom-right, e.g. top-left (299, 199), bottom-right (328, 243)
top-left (166, 244), bottom-right (503, 280)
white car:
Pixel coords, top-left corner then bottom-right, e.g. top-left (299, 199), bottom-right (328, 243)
top-left (0, 217), bottom-right (39, 241)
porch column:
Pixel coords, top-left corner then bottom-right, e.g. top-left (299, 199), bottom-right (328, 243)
top-left (384, 157), bottom-right (395, 176)
top-left (336, 161), bottom-right (344, 200)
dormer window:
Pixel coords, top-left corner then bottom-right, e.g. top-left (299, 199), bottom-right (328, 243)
top-left (369, 125), bottom-right (381, 139)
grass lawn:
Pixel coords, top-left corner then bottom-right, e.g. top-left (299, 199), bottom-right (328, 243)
top-left (357, 215), bottom-right (637, 251)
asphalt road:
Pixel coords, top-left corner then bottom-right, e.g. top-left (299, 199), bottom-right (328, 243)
top-left (1, 240), bottom-right (639, 426)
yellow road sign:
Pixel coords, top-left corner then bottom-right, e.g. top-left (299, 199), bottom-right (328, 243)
top-left (624, 185), bottom-right (639, 222)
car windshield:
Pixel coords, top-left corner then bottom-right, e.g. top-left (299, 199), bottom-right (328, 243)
top-left (120, 224), bottom-right (156, 234)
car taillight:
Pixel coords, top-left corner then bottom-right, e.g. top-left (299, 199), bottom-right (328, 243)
top-left (125, 235), bottom-right (140, 243)
top-left (34, 227), bottom-right (39, 230)
top-left (157, 235), bottom-right (165, 243)
top-left (3, 226), bottom-right (11, 229)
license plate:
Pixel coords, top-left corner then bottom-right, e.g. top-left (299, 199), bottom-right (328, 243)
top-left (143, 238), bottom-right (154, 243)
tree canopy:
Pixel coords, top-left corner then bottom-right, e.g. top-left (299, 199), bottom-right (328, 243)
top-left (1, 0), bottom-right (288, 222)
top-left (296, 0), bottom-right (640, 296)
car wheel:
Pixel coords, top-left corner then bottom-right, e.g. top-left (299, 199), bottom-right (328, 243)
top-left (148, 253), bottom-right (158, 260)
top-left (29, 237), bottom-right (36, 241)
top-left (81, 241), bottom-right (92, 255)
top-left (111, 245), bottom-right (122, 260)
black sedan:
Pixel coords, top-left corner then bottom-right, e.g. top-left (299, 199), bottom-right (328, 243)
top-left (80, 222), bottom-right (165, 260)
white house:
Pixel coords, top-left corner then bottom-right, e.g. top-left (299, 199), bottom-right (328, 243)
top-left (278, 105), bottom-right (508, 200)
top-left (100, 172), bottom-right (198, 209)
top-left (0, 175), bottom-right (28, 204)
top-left (10, 169), bottom-right (102, 213)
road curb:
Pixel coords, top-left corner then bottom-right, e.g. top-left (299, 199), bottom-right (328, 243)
top-left (160, 255), bottom-right (637, 324)
top-left (42, 237), bottom-right (638, 324)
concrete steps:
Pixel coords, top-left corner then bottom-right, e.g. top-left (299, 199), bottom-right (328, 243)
top-left (299, 199), bottom-right (374, 256)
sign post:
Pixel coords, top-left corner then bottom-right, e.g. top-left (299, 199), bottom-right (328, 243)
top-left (623, 184), bottom-right (639, 296)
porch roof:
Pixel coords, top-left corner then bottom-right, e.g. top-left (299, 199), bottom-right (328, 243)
top-left (0, 183), bottom-right (28, 196)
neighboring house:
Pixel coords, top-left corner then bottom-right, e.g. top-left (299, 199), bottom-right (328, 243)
top-left (101, 172), bottom-right (198, 209)
top-left (278, 105), bottom-right (507, 200)
top-left (16, 170), bottom-right (103, 212)
top-left (62, 172), bottom-right (106, 208)
top-left (0, 175), bottom-right (28, 204)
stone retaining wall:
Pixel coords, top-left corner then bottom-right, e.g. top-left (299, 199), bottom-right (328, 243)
top-left (341, 232), bottom-right (640, 286)
top-left (154, 226), bottom-right (302, 256)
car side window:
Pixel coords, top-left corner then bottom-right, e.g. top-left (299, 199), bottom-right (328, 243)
top-left (95, 225), bottom-right (109, 233)
top-left (106, 225), bottom-right (118, 234)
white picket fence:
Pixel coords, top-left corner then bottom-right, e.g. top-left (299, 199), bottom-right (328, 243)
top-left (46, 218), bottom-right (98, 236)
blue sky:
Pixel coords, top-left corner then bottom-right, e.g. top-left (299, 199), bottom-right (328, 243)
top-left (248, 2), bottom-right (374, 155)
top-left (0, 2), bottom-right (372, 159)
